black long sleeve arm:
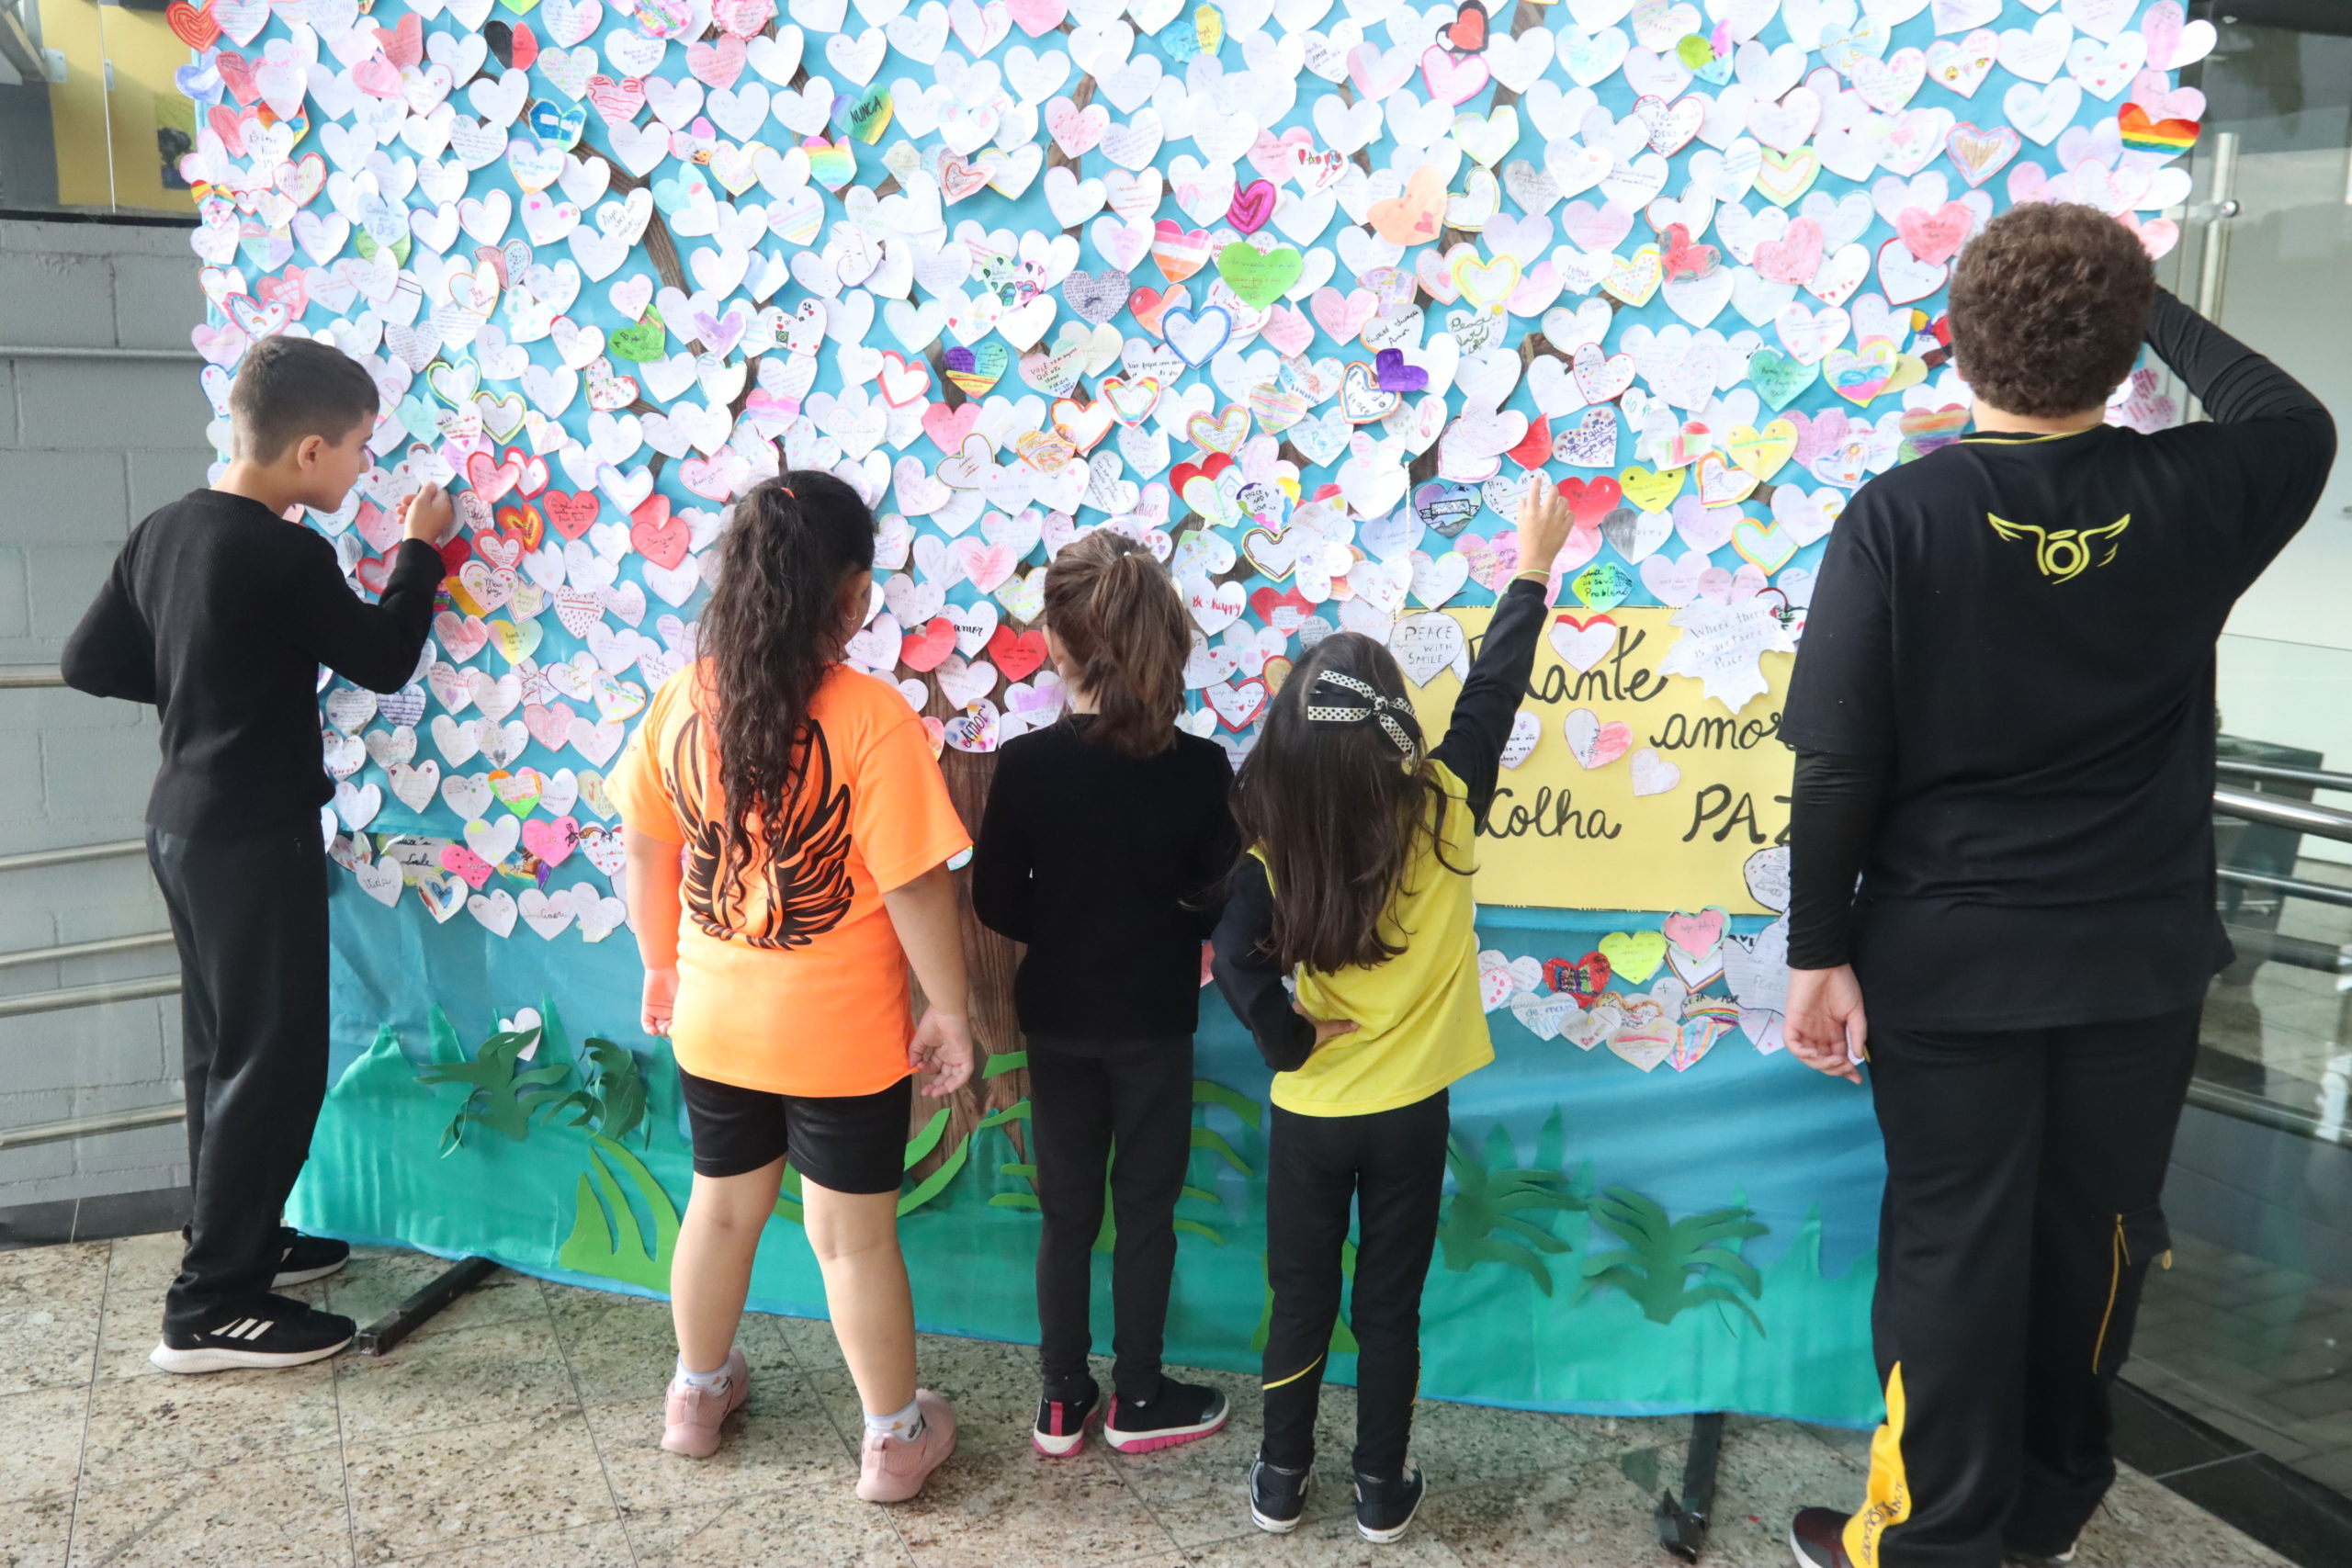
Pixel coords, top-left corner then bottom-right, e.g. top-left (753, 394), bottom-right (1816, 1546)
top-left (2145, 287), bottom-right (2331, 428)
top-left (1429, 574), bottom-right (1550, 817)
top-left (2143, 288), bottom-right (2335, 580)
top-left (292, 536), bottom-right (446, 694)
top-left (969, 747), bottom-right (1035, 942)
top-left (1209, 855), bottom-right (1316, 1072)
top-left (1785, 748), bottom-right (1891, 970)
top-left (61, 553), bottom-right (158, 704)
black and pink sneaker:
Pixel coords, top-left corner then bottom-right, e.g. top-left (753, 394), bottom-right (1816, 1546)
top-left (1104, 1377), bottom-right (1228, 1455)
top-left (1033, 1378), bottom-right (1099, 1457)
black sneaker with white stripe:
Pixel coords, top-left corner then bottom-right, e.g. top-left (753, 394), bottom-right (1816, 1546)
top-left (271, 1228), bottom-right (349, 1287)
top-left (174, 1225), bottom-right (351, 1288)
top-left (151, 1294), bottom-right (356, 1373)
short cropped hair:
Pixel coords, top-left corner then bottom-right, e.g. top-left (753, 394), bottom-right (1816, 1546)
top-left (230, 335), bottom-right (380, 461)
top-left (1948, 203), bottom-right (2155, 418)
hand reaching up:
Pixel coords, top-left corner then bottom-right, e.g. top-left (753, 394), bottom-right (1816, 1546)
top-left (1515, 475), bottom-right (1574, 582)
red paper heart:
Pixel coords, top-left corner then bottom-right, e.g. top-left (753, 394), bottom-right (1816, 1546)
top-left (1249, 585), bottom-right (1313, 629)
top-left (165, 0), bottom-right (220, 49)
top-left (1170, 450), bottom-right (1233, 499)
top-left (1443, 1), bottom-right (1487, 52)
top-left (436, 536), bottom-right (472, 577)
top-left (1544, 952), bottom-right (1612, 1005)
top-left (464, 450), bottom-right (524, 503)
top-left (542, 489), bottom-right (600, 539)
top-left (901, 616), bottom-right (957, 673)
top-left (508, 20), bottom-right (538, 70)
top-left (355, 552), bottom-right (396, 595)
top-left (989, 626), bottom-right (1049, 682)
top-left (1505, 416), bottom-right (1553, 471)
top-left (628, 495), bottom-right (690, 570)
top-left (1559, 477), bottom-right (1623, 527)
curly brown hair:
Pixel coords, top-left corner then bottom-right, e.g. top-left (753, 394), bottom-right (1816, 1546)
top-left (1948, 203), bottom-right (2155, 418)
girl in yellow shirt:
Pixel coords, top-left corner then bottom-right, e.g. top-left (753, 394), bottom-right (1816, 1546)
top-left (1211, 479), bottom-right (1575, 1544)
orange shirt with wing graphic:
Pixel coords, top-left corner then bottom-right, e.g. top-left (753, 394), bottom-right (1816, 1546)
top-left (610, 660), bottom-right (971, 1098)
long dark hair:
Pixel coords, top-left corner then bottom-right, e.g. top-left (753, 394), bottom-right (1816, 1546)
top-left (1228, 632), bottom-right (1464, 973)
top-left (698, 471), bottom-right (876, 910)
top-left (1043, 529), bottom-right (1188, 757)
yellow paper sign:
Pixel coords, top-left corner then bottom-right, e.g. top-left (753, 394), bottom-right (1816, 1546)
top-left (1409, 606), bottom-right (1794, 914)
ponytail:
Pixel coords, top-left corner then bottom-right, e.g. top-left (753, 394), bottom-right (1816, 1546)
top-left (699, 471), bottom-right (876, 911)
top-left (1042, 530), bottom-right (1188, 758)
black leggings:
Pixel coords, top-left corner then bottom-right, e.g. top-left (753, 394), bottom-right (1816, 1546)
top-left (1029, 1041), bottom-right (1195, 1402)
top-left (1261, 1089), bottom-right (1450, 1479)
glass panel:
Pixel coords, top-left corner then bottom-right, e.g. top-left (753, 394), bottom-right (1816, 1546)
top-left (2140, 5), bottom-right (2352, 1505)
top-left (0, 0), bottom-right (196, 218)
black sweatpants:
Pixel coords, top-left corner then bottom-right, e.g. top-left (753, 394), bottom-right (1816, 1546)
top-left (1261, 1089), bottom-right (1449, 1479)
top-left (1846, 1006), bottom-right (2201, 1568)
top-left (1029, 1040), bottom-right (1195, 1402)
top-left (147, 823), bottom-right (332, 1335)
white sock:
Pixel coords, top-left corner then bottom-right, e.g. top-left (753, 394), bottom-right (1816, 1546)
top-left (675, 1354), bottom-right (733, 1392)
top-left (864, 1395), bottom-right (924, 1443)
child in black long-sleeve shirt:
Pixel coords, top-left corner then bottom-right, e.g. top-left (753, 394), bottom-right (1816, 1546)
top-left (1211, 478), bottom-right (1575, 1546)
top-left (62, 334), bottom-right (450, 1372)
top-left (971, 529), bottom-right (1239, 1457)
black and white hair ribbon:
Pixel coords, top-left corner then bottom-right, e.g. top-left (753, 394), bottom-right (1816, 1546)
top-left (1304, 670), bottom-right (1419, 761)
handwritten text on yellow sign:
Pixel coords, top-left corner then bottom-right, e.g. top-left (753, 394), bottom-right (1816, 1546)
top-left (1406, 606), bottom-right (1794, 915)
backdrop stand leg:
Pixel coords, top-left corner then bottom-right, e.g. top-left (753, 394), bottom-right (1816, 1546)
top-left (1657, 1410), bottom-right (1725, 1562)
top-left (355, 1255), bottom-right (498, 1356)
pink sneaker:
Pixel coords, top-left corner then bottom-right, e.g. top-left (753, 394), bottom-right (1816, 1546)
top-left (856, 1389), bottom-right (956, 1502)
top-left (661, 1348), bottom-right (749, 1458)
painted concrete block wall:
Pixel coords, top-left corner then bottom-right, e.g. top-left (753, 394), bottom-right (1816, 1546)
top-left (0, 217), bottom-right (212, 1204)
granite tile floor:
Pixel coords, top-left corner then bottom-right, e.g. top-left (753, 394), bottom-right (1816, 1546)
top-left (0, 1235), bottom-right (2298, 1568)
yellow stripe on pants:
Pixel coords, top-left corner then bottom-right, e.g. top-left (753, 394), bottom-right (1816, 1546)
top-left (1844, 1363), bottom-right (1914, 1568)
top-left (1262, 1352), bottom-right (1325, 1393)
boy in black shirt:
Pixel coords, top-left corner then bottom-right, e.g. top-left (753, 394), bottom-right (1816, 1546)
top-left (1780, 205), bottom-right (2335, 1568)
top-left (62, 335), bottom-right (452, 1371)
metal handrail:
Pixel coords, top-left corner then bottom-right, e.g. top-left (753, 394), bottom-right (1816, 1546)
top-left (2213, 785), bottom-right (2352, 843)
top-left (2187, 1078), bottom-right (2345, 1148)
top-left (0, 344), bottom-right (202, 362)
top-left (0, 975), bottom-right (179, 1020)
top-left (2216, 759), bottom-right (2352, 794)
top-left (0, 1103), bottom-right (183, 1153)
top-left (0, 666), bottom-right (64, 689)
top-left (2217, 867), bottom-right (2352, 912)
top-left (0, 840), bottom-right (144, 874)
top-left (0, 931), bottom-right (175, 970)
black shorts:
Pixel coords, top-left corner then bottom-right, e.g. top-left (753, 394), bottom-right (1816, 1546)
top-left (676, 1066), bottom-right (913, 1193)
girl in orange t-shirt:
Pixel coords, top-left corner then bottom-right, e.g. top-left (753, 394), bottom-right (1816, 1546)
top-left (612, 472), bottom-right (972, 1501)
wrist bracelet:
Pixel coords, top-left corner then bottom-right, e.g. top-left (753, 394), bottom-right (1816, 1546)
top-left (1511, 568), bottom-right (1553, 586)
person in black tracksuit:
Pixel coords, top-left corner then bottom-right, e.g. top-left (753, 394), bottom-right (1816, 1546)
top-left (1779, 207), bottom-right (2336, 1568)
top-left (971, 528), bottom-right (1240, 1457)
top-left (60, 336), bottom-right (450, 1372)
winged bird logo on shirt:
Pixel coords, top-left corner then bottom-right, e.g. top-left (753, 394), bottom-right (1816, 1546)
top-left (663, 709), bottom-right (854, 949)
top-left (1985, 513), bottom-right (2131, 583)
